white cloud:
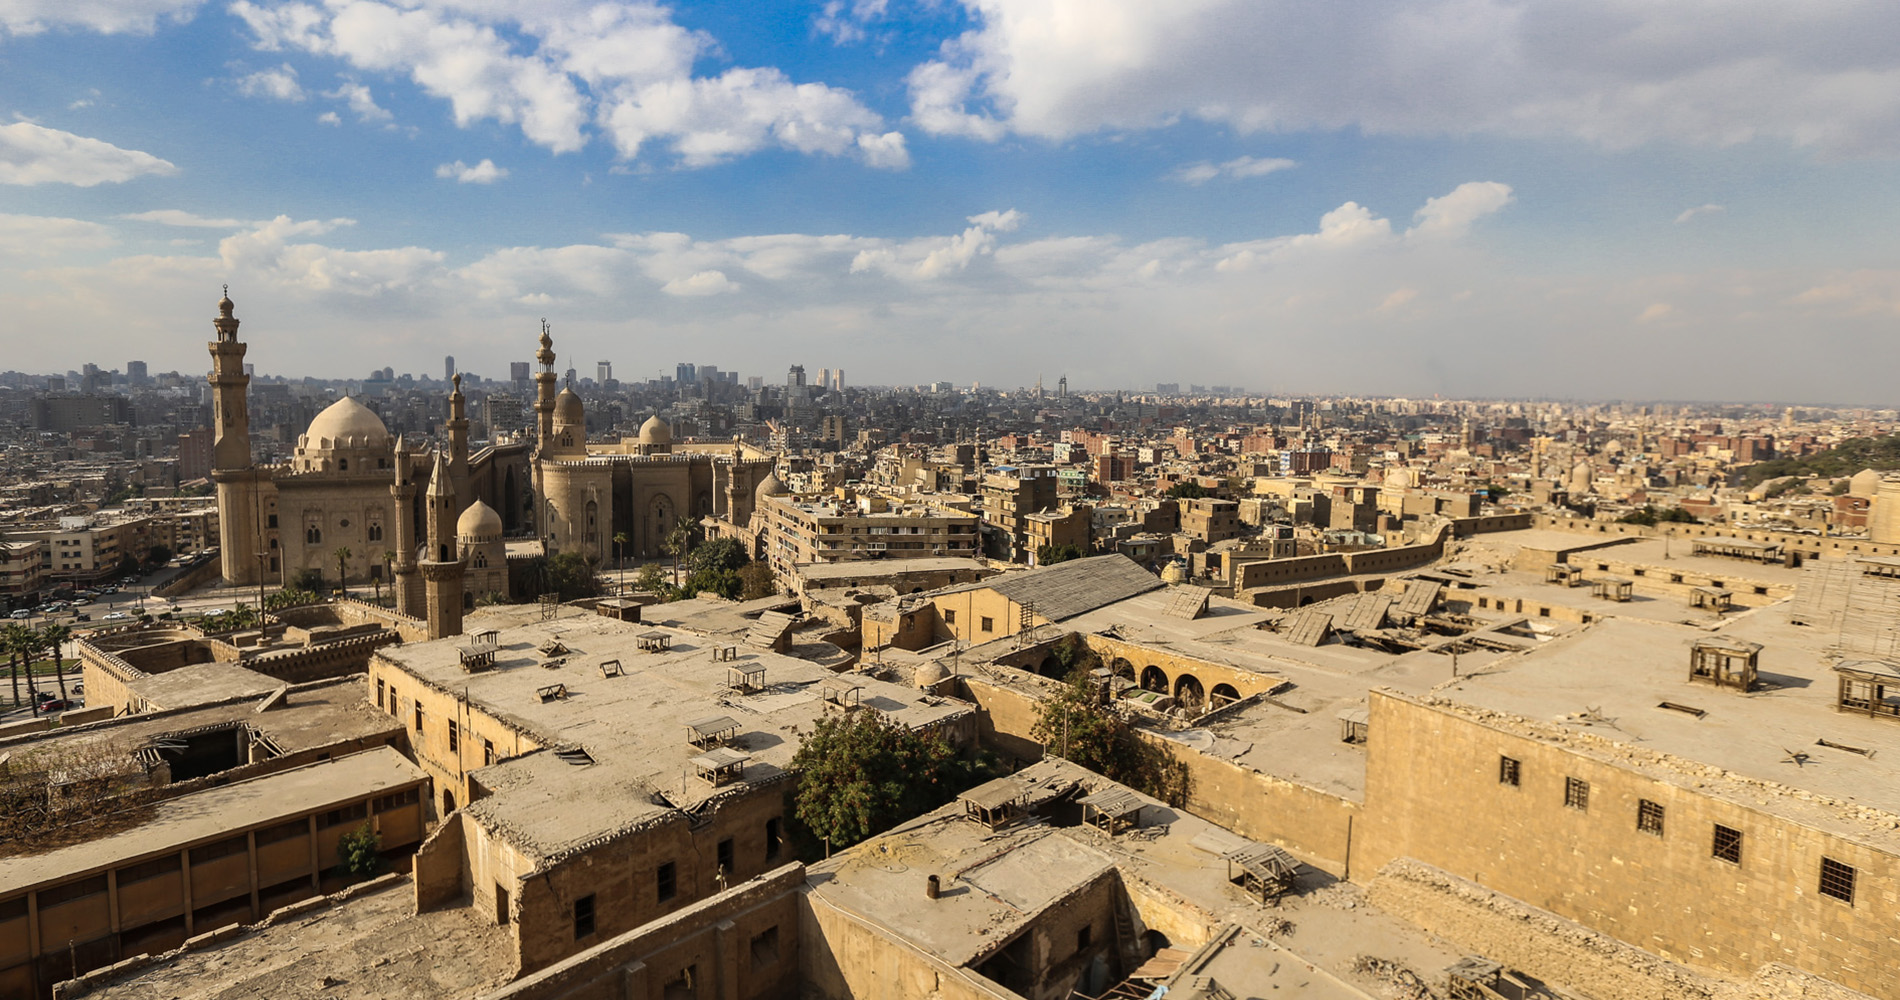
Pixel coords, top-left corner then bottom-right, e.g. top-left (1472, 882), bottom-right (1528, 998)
top-left (324, 79), bottom-right (392, 122)
top-left (0, 122), bottom-right (177, 186)
top-left (911, 0), bottom-right (1900, 156)
top-left (662, 270), bottom-right (738, 296)
top-left (1675, 203), bottom-right (1726, 225)
top-left (1171, 155), bottom-right (1295, 184)
top-left (120, 209), bottom-right (257, 228)
top-left (816, 0), bottom-right (889, 44)
top-left (23, 181), bottom-right (1891, 403)
top-left (317, 110), bottom-right (341, 125)
top-left (435, 158), bottom-right (508, 183)
top-left (1410, 181), bottom-right (1515, 240)
top-left (0, 0), bottom-right (204, 36)
top-left (236, 63), bottom-right (305, 101)
top-left (228, 0), bottom-right (905, 168)
top-left (0, 213), bottom-right (117, 255)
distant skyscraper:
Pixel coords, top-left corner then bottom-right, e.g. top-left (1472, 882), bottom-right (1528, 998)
top-left (787, 365), bottom-right (806, 388)
top-left (445, 355), bottom-right (456, 380)
top-left (833, 369), bottom-right (844, 392)
top-left (510, 361), bottom-right (531, 393)
top-left (597, 360), bottom-right (612, 384)
top-left (677, 363), bottom-right (697, 384)
top-left (127, 360), bottom-right (148, 386)
top-left (819, 368), bottom-right (831, 390)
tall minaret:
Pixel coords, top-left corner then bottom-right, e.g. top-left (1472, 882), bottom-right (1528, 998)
top-left (390, 435), bottom-right (421, 617)
top-left (208, 286), bottom-right (263, 586)
top-left (533, 320), bottom-right (558, 446)
top-left (446, 372), bottom-right (470, 501)
top-left (419, 450), bottom-right (465, 640)
top-left (531, 321), bottom-right (558, 543)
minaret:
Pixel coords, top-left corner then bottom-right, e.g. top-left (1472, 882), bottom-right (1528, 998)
top-left (533, 320), bottom-right (558, 446)
top-left (208, 286), bottom-right (264, 586)
top-left (419, 450), bottom-right (465, 640)
top-left (531, 321), bottom-right (558, 543)
top-left (390, 435), bottom-right (421, 617)
top-left (446, 372), bottom-right (470, 501)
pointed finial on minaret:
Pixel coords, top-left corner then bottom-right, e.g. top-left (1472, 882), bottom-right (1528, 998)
top-left (451, 372), bottom-right (462, 393)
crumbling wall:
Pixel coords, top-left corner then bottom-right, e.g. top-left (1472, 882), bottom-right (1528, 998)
top-left (1366, 858), bottom-right (1724, 1000)
top-left (480, 866), bottom-right (804, 1000)
top-left (414, 810), bottom-right (467, 913)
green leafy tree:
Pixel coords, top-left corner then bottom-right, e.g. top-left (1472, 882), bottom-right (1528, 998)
top-left (543, 551), bottom-right (602, 601)
top-left (336, 823), bottom-right (382, 879)
top-left (1036, 542), bottom-right (1086, 565)
top-left (1165, 481), bottom-right (1210, 500)
top-left (664, 518), bottom-right (703, 585)
top-left (1618, 505), bottom-right (1699, 526)
top-left (738, 561), bottom-right (777, 601)
top-left (633, 563), bottom-right (669, 595)
top-left (145, 544), bottom-right (173, 566)
top-left (790, 711), bottom-right (995, 854)
top-left (1031, 636), bottom-right (1189, 806)
top-left (2, 623), bottom-right (42, 713)
top-left (681, 567), bottom-right (743, 600)
top-left (688, 536), bottom-right (751, 576)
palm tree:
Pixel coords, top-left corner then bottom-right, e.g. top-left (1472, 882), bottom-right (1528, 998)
top-left (380, 550), bottom-right (397, 606)
top-left (40, 622), bottom-right (71, 700)
top-left (7, 624), bottom-right (42, 715)
top-left (613, 532), bottom-right (630, 594)
top-left (1, 622), bottom-right (27, 709)
top-left (333, 546), bottom-right (353, 598)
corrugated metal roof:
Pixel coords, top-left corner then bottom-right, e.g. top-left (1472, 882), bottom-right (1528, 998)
top-left (936, 554), bottom-right (1163, 622)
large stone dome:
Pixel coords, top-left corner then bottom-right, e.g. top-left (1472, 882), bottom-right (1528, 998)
top-left (755, 472), bottom-right (786, 502)
top-left (456, 499), bottom-right (504, 541)
top-left (303, 395), bottom-right (389, 449)
top-left (554, 387), bottom-right (585, 425)
top-left (638, 414), bottom-right (672, 445)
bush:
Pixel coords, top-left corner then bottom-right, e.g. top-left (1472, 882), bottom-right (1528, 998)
top-left (1037, 543), bottom-right (1086, 565)
top-left (336, 823), bottom-right (382, 879)
top-left (790, 711), bottom-right (997, 854)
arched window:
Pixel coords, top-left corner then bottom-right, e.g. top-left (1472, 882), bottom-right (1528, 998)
top-left (339, 458), bottom-right (348, 471)
top-left (439, 543), bottom-right (450, 561)
top-left (306, 526), bottom-right (322, 545)
top-left (368, 523), bottom-right (383, 541)
top-left (473, 551), bottom-right (487, 569)
top-left (1174, 674), bottom-right (1204, 711)
top-left (561, 433), bottom-right (573, 447)
top-left (1140, 666), bottom-right (1168, 693)
top-left (586, 500), bottom-right (598, 534)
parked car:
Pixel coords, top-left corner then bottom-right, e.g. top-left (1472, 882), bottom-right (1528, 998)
top-left (102, 611), bottom-right (131, 621)
top-left (8, 609), bottom-right (28, 619)
top-left (39, 699), bottom-right (71, 712)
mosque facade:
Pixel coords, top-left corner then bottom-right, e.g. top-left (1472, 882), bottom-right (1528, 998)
top-left (206, 294), bottom-right (774, 631)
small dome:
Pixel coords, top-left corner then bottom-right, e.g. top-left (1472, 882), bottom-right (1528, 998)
top-left (1849, 468), bottom-right (1882, 498)
top-left (554, 387), bottom-right (584, 425)
top-left (457, 499), bottom-right (503, 539)
top-left (914, 660), bottom-right (951, 689)
top-left (755, 472), bottom-right (786, 501)
top-left (304, 395), bottom-right (389, 448)
top-left (638, 415), bottom-right (672, 445)
top-left (1160, 560), bottom-right (1188, 584)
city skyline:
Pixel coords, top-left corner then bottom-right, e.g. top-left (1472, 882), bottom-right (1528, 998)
top-left (4, 2), bottom-right (1900, 401)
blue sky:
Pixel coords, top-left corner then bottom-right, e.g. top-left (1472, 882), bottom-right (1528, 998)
top-left (3, 1), bottom-right (1900, 403)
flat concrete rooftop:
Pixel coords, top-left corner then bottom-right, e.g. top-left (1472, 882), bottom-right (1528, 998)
top-left (0, 746), bottom-right (425, 895)
top-left (127, 660), bottom-right (283, 709)
top-left (0, 676), bottom-right (398, 764)
top-left (810, 758), bottom-right (1464, 996)
top-left (1440, 607), bottom-right (1900, 846)
top-left (380, 614), bottom-right (970, 861)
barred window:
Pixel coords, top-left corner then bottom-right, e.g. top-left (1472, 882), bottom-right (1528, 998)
top-left (1819, 858), bottom-right (1856, 904)
top-left (1564, 776), bottom-right (1589, 811)
top-left (1712, 824), bottom-right (1743, 864)
top-left (1498, 756), bottom-right (1521, 787)
top-left (1637, 799), bottom-right (1665, 836)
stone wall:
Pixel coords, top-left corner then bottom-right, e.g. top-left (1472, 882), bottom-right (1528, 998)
top-left (483, 864), bottom-right (804, 1000)
top-left (799, 888), bottom-right (1018, 1000)
top-left (1358, 690), bottom-right (1900, 998)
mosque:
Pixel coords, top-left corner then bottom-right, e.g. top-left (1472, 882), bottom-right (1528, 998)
top-left (205, 291), bottom-right (777, 636)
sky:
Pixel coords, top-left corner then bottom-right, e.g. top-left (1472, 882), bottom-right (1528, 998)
top-left (3, 0), bottom-right (1900, 403)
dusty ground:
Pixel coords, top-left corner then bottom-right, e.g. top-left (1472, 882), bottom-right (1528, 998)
top-left (99, 880), bottom-right (513, 1000)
